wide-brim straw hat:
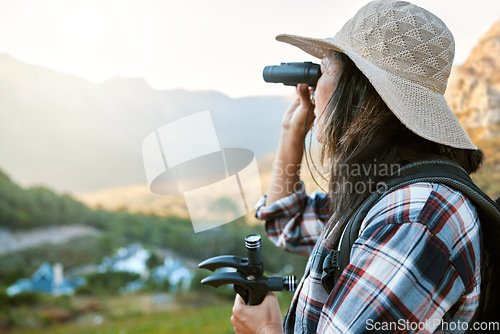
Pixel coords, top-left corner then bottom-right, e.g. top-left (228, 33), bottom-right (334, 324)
top-left (276, 0), bottom-right (477, 150)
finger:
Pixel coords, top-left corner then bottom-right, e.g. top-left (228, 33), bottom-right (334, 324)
top-left (293, 87), bottom-right (315, 128)
top-left (262, 292), bottom-right (278, 304)
top-left (289, 97), bottom-right (300, 110)
top-left (310, 87), bottom-right (316, 106)
top-left (296, 84), bottom-right (311, 104)
top-left (234, 293), bottom-right (245, 305)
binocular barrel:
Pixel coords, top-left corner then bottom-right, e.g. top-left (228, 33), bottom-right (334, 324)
top-left (263, 62), bottom-right (321, 87)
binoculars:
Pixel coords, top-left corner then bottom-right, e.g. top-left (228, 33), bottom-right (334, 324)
top-left (198, 234), bottom-right (297, 305)
top-left (263, 62), bottom-right (321, 87)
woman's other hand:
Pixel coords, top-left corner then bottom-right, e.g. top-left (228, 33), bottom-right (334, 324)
top-left (231, 293), bottom-right (284, 334)
top-left (282, 83), bottom-right (315, 137)
top-left (266, 84), bottom-right (314, 205)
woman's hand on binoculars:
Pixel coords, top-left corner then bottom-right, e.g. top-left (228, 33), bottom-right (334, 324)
top-left (281, 83), bottom-right (315, 138)
top-left (231, 292), bottom-right (284, 334)
top-left (266, 84), bottom-right (313, 205)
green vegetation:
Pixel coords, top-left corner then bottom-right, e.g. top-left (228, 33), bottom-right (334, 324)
top-left (76, 272), bottom-right (140, 295)
top-left (0, 235), bottom-right (112, 286)
top-left (1, 291), bottom-right (294, 333)
top-left (6, 297), bottom-right (234, 334)
top-left (0, 168), bottom-right (307, 332)
top-left (0, 169), bottom-right (93, 229)
top-left (0, 168), bottom-right (307, 284)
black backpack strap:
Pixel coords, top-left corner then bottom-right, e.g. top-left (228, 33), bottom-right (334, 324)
top-left (321, 159), bottom-right (500, 295)
top-left (321, 188), bottom-right (385, 293)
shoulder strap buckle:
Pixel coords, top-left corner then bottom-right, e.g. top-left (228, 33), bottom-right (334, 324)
top-left (321, 249), bottom-right (341, 293)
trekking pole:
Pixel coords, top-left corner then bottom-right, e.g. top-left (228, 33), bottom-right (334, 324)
top-left (198, 234), bottom-right (297, 305)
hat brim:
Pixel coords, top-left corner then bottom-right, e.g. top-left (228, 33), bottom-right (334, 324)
top-left (276, 34), bottom-right (477, 150)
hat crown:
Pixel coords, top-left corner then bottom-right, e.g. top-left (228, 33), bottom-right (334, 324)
top-left (335, 0), bottom-right (455, 93)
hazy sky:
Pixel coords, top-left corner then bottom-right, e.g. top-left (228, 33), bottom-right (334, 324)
top-left (0, 0), bottom-right (498, 98)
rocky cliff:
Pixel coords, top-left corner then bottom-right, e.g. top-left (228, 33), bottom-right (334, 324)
top-left (446, 19), bottom-right (500, 139)
top-left (444, 19), bottom-right (500, 197)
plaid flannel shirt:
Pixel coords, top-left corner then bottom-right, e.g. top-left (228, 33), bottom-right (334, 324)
top-left (255, 181), bottom-right (481, 334)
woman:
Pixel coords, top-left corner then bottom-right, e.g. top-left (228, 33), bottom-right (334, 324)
top-left (231, 1), bottom-right (484, 333)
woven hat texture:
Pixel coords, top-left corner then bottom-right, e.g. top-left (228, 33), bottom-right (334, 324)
top-left (276, 0), bottom-right (477, 150)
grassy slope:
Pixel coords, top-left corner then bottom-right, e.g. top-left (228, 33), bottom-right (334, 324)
top-left (9, 293), bottom-right (294, 334)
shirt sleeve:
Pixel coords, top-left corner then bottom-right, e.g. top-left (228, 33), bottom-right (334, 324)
top-left (316, 183), bottom-right (480, 334)
top-left (255, 181), bottom-right (330, 256)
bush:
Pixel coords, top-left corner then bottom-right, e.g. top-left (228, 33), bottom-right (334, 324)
top-left (8, 291), bottom-right (40, 307)
top-left (76, 271), bottom-right (140, 295)
top-left (0, 290), bottom-right (7, 311)
top-left (39, 307), bottom-right (74, 325)
top-left (141, 278), bottom-right (170, 292)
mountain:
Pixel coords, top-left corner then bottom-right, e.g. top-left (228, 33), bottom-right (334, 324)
top-left (446, 19), bottom-right (500, 138)
top-left (80, 19), bottom-right (500, 213)
top-left (0, 54), bottom-right (289, 193)
top-left (445, 19), bottom-right (500, 197)
top-left (3, 18), bottom-right (500, 208)
top-left (77, 148), bottom-right (328, 216)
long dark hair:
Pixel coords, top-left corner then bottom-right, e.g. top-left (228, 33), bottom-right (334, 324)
top-left (318, 52), bottom-right (484, 245)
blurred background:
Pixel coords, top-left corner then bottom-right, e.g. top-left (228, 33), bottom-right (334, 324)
top-left (0, 0), bottom-right (499, 333)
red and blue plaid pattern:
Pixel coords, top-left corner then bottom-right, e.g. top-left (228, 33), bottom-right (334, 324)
top-left (255, 182), bottom-right (481, 334)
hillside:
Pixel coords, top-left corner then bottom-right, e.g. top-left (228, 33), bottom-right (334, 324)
top-left (446, 19), bottom-right (500, 197)
top-left (0, 167), bottom-right (307, 283)
top-left (446, 19), bottom-right (500, 138)
top-left (0, 54), bottom-right (289, 193)
top-left (0, 165), bottom-right (308, 331)
top-left (76, 147), bottom-right (329, 217)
